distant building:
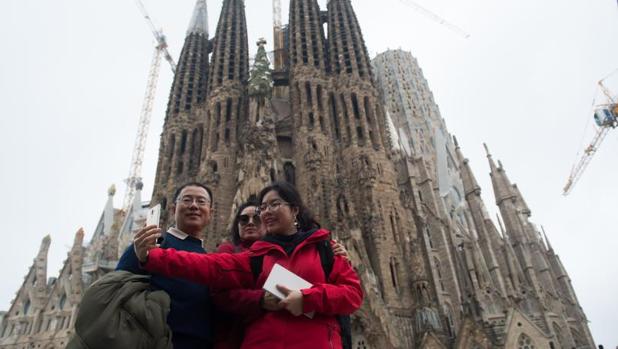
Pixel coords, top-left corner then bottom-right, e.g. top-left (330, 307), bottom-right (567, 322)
top-left (0, 0), bottom-right (596, 348)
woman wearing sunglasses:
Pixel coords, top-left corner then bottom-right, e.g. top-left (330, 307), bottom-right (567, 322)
top-left (134, 182), bottom-right (362, 349)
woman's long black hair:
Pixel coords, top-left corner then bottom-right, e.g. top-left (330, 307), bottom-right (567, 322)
top-left (230, 200), bottom-right (259, 246)
top-left (258, 181), bottom-right (320, 232)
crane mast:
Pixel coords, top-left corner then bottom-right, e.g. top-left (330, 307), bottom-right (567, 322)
top-left (122, 1), bottom-right (176, 212)
top-left (563, 77), bottom-right (617, 196)
top-left (562, 126), bottom-right (611, 195)
top-left (135, 0), bottom-right (177, 73)
top-left (398, 0), bottom-right (470, 38)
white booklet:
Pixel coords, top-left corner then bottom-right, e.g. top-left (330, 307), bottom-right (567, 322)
top-left (263, 263), bottom-right (315, 318)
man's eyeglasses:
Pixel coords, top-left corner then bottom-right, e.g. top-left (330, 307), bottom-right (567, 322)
top-left (238, 214), bottom-right (261, 226)
top-left (257, 200), bottom-right (289, 214)
top-left (177, 196), bottom-right (211, 207)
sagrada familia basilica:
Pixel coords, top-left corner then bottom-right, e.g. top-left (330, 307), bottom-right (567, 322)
top-left (0, 1), bottom-right (596, 348)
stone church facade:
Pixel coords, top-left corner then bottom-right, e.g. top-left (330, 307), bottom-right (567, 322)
top-left (0, 0), bottom-right (596, 348)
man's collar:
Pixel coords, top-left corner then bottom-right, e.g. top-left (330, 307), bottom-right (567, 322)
top-left (168, 227), bottom-right (203, 242)
top-left (168, 227), bottom-right (189, 240)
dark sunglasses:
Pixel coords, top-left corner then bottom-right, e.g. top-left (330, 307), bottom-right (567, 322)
top-left (238, 214), bottom-right (261, 226)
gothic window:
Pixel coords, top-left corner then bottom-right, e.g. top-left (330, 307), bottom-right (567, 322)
top-left (224, 129), bottom-right (230, 144)
top-left (444, 305), bottom-right (456, 337)
top-left (317, 85), bottom-right (324, 111)
top-left (517, 334), bottom-right (536, 349)
top-left (390, 214), bottom-right (398, 243)
top-left (166, 134), bottom-right (176, 179)
top-left (270, 168), bottom-right (276, 182)
top-left (305, 82), bottom-right (313, 105)
top-left (59, 294), bottom-right (66, 310)
top-left (23, 300), bottom-right (30, 315)
top-left (352, 94), bottom-right (361, 119)
top-left (337, 195), bottom-right (350, 216)
top-left (216, 102), bottom-right (222, 126)
top-left (340, 94), bottom-right (351, 141)
top-left (329, 93), bottom-right (341, 140)
top-left (426, 228), bottom-right (434, 248)
top-left (284, 162), bottom-right (296, 186)
top-left (189, 128), bottom-right (202, 172)
top-left (389, 257), bottom-right (399, 290)
top-left (356, 126), bottom-right (365, 145)
top-left (310, 139), bottom-right (318, 151)
top-left (434, 257), bottom-right (445, 291)
top-left (225, 98), bottom-right (232, 122)
top-left (213, 133), bottom-right (219, 152)
top-left (209, 160), bottom-right (218, 174)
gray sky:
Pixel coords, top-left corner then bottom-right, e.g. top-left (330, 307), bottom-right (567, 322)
top-left (0, 0), bottom-right (616, 346)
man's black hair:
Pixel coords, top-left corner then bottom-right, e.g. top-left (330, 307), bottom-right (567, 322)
top-left (173, 182), bottom-right (214, 207)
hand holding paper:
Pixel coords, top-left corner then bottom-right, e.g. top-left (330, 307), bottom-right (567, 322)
top-left (277, 285), bottom-right (304, 316)
top-left (263, 263), bottom-right (314, 318)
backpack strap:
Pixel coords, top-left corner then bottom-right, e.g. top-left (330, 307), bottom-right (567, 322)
top-left (317, 239), bottom-right (335, 281)
top-left (250, 255), bottom-right (264, 282)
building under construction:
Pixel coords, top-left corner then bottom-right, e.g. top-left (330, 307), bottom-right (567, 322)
top-left (0, 0), bottom-right (596, 348)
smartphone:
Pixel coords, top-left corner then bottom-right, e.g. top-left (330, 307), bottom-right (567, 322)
top-left (146, 204), bottom-right (161, 227)
top-left (146, 204), bottom-right (164, 245)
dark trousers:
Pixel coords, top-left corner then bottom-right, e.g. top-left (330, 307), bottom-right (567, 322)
top-left (172, 334), bottom-right (211, 349)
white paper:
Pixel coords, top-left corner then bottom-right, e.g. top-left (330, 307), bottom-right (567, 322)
top-left (263, 263), bottom-right (315, 318)
top-left (146, 204), bottom-right (161, 227)
top-left (263, 263), bottom-right (313, 299)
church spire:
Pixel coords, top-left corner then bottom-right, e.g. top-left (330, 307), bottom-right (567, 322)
top-left (208, 0), bottom-right (249, 90)
top-left (165, 0), bottom-right (210, 118)
top-left (103, 185), bottom-right (115, 235)
top-left (327, 0), bottom-right (373, 79)
top-left (187, 0), bottom-right (208, 36)
top-left (484, 143), bottom-right (516, 205)
top-left (454, 137), bottom-right (481, 196)
top-left (289, 0), bottom-right (328, 72)
top-left (151, 1), bottom-right (211, 227)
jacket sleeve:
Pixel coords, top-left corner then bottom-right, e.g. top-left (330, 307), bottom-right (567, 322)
top-left (301, 255), bottom-right (363, 315)
top-left (211, 288), bottom-right (265, 316)
top-left (216, 242), bottom-right (237, 254)
top-left (116, 244), bottom-right (147, 275)
top-left (144, 248), bottom-right (254, 289)
top-left (211, 243), bottom-right (264, 316)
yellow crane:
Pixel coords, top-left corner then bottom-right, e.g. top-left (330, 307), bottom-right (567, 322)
top-left (563, 71), bottom-right (618, 196)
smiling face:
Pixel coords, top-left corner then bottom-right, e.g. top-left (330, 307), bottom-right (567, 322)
top-left (259, 190), bottom-right (299, 236)
top-left (172, 185), bottom-right (212, 237)
top-left (237, 206), bottom-right (265, 242)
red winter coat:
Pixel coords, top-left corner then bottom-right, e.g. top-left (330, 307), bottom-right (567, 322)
top-left (212, 241), bottom-right (261, 349)
top-left (144, 229), bottom-right (363, 349)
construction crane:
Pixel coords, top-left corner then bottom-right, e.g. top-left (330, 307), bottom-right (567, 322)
top-left (135, 0), bottom-right (176, 73)
top-left (563, 73), bottom-right (618, 196)
top-left (397, 0), bottom-right (470, 39)
top-left (121, 1), bottom-right (176, 212)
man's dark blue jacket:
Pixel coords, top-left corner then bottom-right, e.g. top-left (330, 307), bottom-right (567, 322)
top-left (116, 231), bottom-right (212, 349)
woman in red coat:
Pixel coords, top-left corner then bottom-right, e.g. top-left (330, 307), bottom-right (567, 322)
top-left (135, 182), bottom-right (363, 349)
top-left (213, 199), bottom-right (352, 349)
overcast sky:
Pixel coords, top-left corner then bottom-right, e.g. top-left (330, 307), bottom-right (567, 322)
top-left (0, 0), bottom-right (616, 345)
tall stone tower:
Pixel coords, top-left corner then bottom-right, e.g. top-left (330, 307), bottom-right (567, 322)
top-left (151, 0), bottom-right (211, 226)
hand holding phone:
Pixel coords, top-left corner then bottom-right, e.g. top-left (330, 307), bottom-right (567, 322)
top-left (146, 204), bottom-right (163, 245)
top-left (147, 204), bottom-right (161, 227)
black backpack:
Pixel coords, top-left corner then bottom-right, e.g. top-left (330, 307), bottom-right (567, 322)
top-left (250, 240), bottom-right (353, 349)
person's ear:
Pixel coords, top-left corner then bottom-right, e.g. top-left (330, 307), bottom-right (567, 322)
top-left (291, 206), bottom-right (300, 218)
